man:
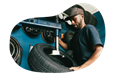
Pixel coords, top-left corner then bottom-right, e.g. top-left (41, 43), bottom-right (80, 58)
top-left (59, 5), bottom-right (103, 71)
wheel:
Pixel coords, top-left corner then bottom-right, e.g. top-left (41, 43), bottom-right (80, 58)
top-left (84, 11), bottom-right (90, 25)
top-left (85, 11), bottom-right (97, 27)
top-left (22, 25), bottom-right (41, 37)
top-left (41, 30), bottom-right (55, 43)
top-left (10, 36), bottom-right (23, 65)
top-left (63, 31), bottom-right (74, 57)
top-left (64, 31), bottom-right (74, 44)
top-left (88, 12), bottom-right (97, 27)
top-left (28, 43), bottom-right (78, 73)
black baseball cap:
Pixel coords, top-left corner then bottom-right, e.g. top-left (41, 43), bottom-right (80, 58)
top-left (63, 4), bottom-right (84, 20)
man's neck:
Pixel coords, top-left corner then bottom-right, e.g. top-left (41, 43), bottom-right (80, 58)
top-left (81, 22), bottom-right (86, 29)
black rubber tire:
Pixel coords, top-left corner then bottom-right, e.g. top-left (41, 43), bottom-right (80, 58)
top-left (41, 30), bottom-right (54, 43)
top-left (28, 43), bottom-right (78, 73)
top-left (84, 11), bottom-right (90, 25)
top-left (22, 25), bottom-right (41, 37)
top-left (16, 50), bottom-right (22, 65)
top-left (63, 31), bottom-right (74, 57)
top-left (85, 11), bottom-right (97, 27)
top-left (10, 36), bottom-right (23, 66)
top-left (64, 31), bottom-right (74, 44)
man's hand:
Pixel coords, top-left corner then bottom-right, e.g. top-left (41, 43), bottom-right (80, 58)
top-left (69, 66), bottom-right (81, 71)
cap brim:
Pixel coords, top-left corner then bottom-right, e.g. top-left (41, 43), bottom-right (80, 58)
top-left (65, 14), bottom-right (78, 21)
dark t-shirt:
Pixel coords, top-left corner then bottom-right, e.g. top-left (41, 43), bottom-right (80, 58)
top-left (68, 25), bottom-right (103, 66)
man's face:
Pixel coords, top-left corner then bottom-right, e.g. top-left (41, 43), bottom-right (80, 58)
top-left (70, 15), bottom-right (83, 30)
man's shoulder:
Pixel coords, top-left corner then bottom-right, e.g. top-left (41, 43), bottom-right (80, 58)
top-left (85, 24), bottom-right (96, 29)
top-left (83, 25), bottom-right (97, 33)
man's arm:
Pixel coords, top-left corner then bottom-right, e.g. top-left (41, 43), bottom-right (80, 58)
top-left (59, 39), bottom-right (68, 51)
top-left (79, 45), bottom-right (103, 69)
top-left (69, 45), bottom-right (103, 71)
top-left (69, 25), bottom-right (103, 71)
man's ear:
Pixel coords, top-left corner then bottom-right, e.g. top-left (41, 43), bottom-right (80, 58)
top-left (81, 14), bottom-right (84, 20)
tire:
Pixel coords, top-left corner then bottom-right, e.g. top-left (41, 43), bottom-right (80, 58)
top-left (22, 25), bottom-right (41, 37)
top-left (28, 43), bottom-right (78, 73)
top-left (64, 31), bottom-right (74, 57)
top-left (10, 36), bottom-right (23, 66)
top-left (16, 51), bottom-right (22, 65)
top-left (88, 13), bottom-right (97, 27)
top-left (41, 30), bottom-right (55, 43)
top-left (64, 31), bottom-right (74, 44)
top-left (85, 11), bottom-right (97, 27)
top-left (84, 11), bottom-right (90, 25)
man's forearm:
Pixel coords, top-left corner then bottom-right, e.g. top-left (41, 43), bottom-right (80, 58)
top-left (59, 39), bottom-right (68, 51)
top-left (79, 46), bottom-right (103, 69)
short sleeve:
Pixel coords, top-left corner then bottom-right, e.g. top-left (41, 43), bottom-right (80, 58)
top-left (86, 25), bottom-right (103, 50)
